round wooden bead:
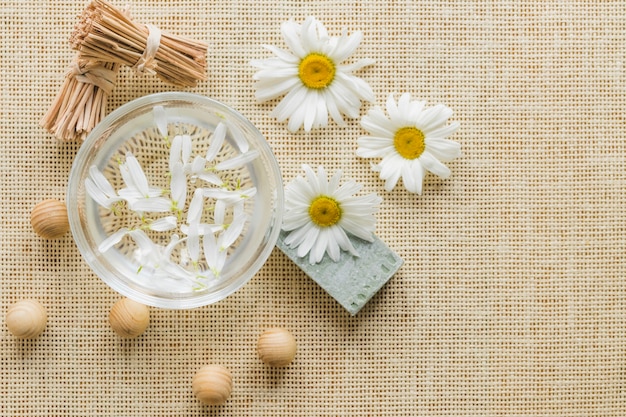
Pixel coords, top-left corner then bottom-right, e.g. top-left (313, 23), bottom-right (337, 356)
top-left (257, 327), bottom-right (297, 367)
top-left (6, 299), bottom-right (47, 339)
top-left (31, 199), bottom-right (69, 239)
top-left (192, 364), bottom-right (233, 405)
top-left (109, 298), bottom-right (150, 338)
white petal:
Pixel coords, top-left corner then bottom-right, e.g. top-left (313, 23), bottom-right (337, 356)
top-left (425, 137), bottom-right (462, 162)
top-left (262, 44), bottom-right (299, 63)
top-left (88, 166), bottom-right (116, 198)
top-left (181, 134), bottom-right (192, 164)
top-left (300, 17), bottom-right (321, 53)
top-left (309, 228), bottom-right (328, 264)
top-left (254, 77), bottom-right (301, 102)
top-left (378, 158), bottom-right (403, 191)
top-left (340, 58), bottom-right (376, 73)
top-left (214, 199), bottom-right (226, 225)
top-left (227, 121), bottom-right (249, 153)
top-left (332, 226), bottom-right (360, 256)
top-left (281, 19), bottom-right (306, 58)
top-left (339, 215), bottom-right (376, 242)
top-left (149, 216), bottom-right (177, 231)
top-left (186, 222), bottom-right (200, 262)
top-left (417, 104), bottom-right (453, 131)
top-left (385, 94), bottom-right (400, 122)
top-left (302, 91), bottom-right (321, 132)
top-left (98, 228), bottom-right (129, 253)
top-left (187, 189), bottom-right (204, 224)
top-left (360, 108), bottom-right (395, 137)
top-left (420, 151), bottom-right (452, 178)
top-left (281, 210), bottom-right (311, 231)
top-left (206, 123), bottom-right (226, 162)
top-left (323, 89), bottom-right (346, 127)
top-left (324, 228), bottom-right (341, 262)
top-left (215, 150), bottom-right (259, 171)
top-left (330, 30), bottom-right (363, 63)
top-left (170, 162), bottom-right (187, 207)
top-left (124, 153), bottom-right (149, 196)
top-left (85, 178), bottom-right (115, 208)
top-left (169, 135), bottom-right (182, 170)
top-left (130, 197), bottom-right (172, 213)
top-left (153, 105), bottom-right (168, 138)
top-left (427, 121), bottom-right (460, 140)
top-left (252, 66), bottom-right (299, 80)
top-left (404, 160), bottom-right (425, 194)
top-left (220, 213), bottom-right (247, 249)
top-left (356, 136), bottom-right (395, 158)
top-left (401, 161), bottom-right (419, 194)
top-left (272, 85), bottom-right (307, 123)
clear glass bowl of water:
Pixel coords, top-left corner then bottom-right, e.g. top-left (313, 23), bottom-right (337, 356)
top-left (67, 92), bottom-right (283, 309)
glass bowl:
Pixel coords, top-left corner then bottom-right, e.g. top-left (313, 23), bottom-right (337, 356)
top-left (67, 92), bottom-right (283, 309)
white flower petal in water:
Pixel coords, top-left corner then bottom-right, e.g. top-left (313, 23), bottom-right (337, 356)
top-left (219, 212), bottom-right (248, 249)
top-left (215, 150), bottom-right (259, 171)
top-left (189, 156), bottom-right (223, 186)
top-left (153, 105), bottom-right (168, 138)
top-left (186, 188), bottom-right (204, 225)
top-left (185, 221), bottom-right (201, 263)
top-left (130, 197), bottom-right (172, 213)
top-left (206, 123), bottom-right (226, 162)
top-left (88, 116), bottom-right (252, 290)
top-left (202, 187), bottom-right (256, 206)
top-left (85, 166), bottom-right (123, 209)
top-left (98, 227), bottom-right (129, 253)
top-left (225, 121), bottom-right (249, 153)
top-left (148, 216), bottom-right (177, 232)
top-left (169, 135), bottom-right (182, 171)
top-left (170, 162), bottom-right (187, 210)
top-left (123, 153), bottom-right (150, 196)
top-left (181, 134), bottom-right (192, 164)
top-left (282, 164), bottom-right (381, 264)
top-left (357, 93), bottom-right (460, 195)
top-left (251, 16), bottom-right (374, 132)
top-left (202, 232), bottom-right (227, 276)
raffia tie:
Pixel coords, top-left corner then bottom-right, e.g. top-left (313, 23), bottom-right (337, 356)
top-left (68, 60), bottom-right (117, 95)
top-left (132, 23), bottom-right (162, 75)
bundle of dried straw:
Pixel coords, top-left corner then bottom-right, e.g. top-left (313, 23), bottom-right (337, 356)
top-left (41, 0), bottom-right (208, 141)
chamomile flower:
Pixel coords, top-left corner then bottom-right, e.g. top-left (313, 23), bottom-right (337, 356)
top-left (357, 93), bottom-right (461, 195)
top-left (251, 17), bottom-right (375, 132)
top-left (282, 165), bottom-right (381, 264)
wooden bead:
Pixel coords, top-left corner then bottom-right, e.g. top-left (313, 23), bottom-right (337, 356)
top-left (109, 298), bottom-right (150, 338)
top-left (192, 364), bottom-right (233, 405)
top-left (257, 327), bottom-right (297, 367)
top-left (31, 199), bottom-right (69, 239)
top-left (6, 299), bottom-right (47, 339)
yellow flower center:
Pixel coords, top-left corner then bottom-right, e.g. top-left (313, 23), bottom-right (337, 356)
top-left (393, 127), bottom-right (425, 159)
top-left (298, 53), bottom-right (335, 89)
top-left (308, 196), bottom-right (342, 227)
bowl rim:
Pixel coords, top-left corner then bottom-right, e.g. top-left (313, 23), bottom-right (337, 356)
top-left (67, 92), bottom-right (284, 309)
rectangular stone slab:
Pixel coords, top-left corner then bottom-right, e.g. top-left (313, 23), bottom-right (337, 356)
top-left (276, 231), bottom-right (403, 315)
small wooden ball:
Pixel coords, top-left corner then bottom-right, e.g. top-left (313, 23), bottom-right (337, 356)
top-left (192, 364), bottom-right (233, 405)
top-left (109, 298), bottom-right (150, 338)
top-left (31, 199), bottom-right (69, 239)
top-left (257, 327), bottom-right (297, 367)
top-left (6, 299), bottom-right (47, 339)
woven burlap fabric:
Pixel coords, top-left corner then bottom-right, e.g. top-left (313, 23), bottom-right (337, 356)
top-left (1, 0), bottom-right (625, 415)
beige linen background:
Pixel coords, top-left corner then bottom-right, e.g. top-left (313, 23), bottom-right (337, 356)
top-left (1, 0), bottom-right (625, 416)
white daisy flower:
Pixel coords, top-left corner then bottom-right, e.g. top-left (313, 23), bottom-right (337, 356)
top-left (282, 165), bottom-right (382, 264)
top-left (357, 93), bottom-right (461, 195)
top-left (251, 16), bottom-right (375, 132)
